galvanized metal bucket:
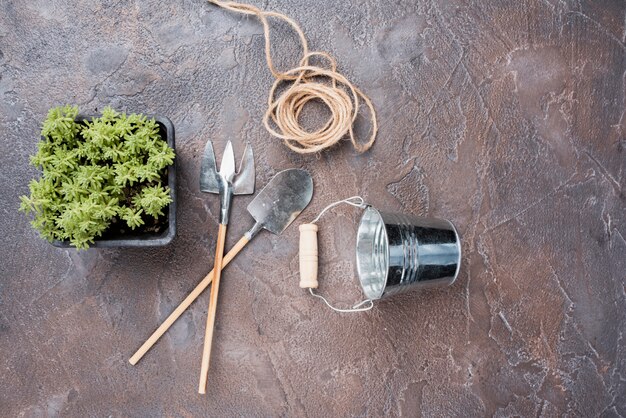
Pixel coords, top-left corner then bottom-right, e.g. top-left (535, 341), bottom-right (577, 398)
top-left (356, 207), bottom-right (461, 300)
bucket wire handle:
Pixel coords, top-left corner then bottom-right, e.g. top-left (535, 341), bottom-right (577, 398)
top-left (299, 196), bottom-right (374, 313)
top-left (311, 196), bottom-right (367, 223)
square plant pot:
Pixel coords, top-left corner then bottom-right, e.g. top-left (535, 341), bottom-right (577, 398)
top-left (52, 115), bottom-right (176, 248)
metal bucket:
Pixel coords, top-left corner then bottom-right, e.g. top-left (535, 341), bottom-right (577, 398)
top-left (355, 207), bottom-right (461, 300)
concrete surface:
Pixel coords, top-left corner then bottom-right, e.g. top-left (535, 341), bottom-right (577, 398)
top-left (1, 0), bottom-right (625, 416)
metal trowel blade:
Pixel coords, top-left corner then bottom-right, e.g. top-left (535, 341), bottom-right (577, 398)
top-left (247, 169), bottom-right (314, 235)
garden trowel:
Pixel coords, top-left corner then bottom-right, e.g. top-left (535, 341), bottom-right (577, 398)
top-left (128, 169), bottom-right (314, 372)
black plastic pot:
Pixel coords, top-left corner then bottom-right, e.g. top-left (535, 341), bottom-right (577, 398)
top-left (52, 115), bottom-right (176, 248)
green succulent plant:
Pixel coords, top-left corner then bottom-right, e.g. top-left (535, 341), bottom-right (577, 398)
top-left (20, 105), bottom-right (175, 249)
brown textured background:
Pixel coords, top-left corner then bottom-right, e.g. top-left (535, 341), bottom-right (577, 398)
top-left (1, 0), bottom-right (625, 416)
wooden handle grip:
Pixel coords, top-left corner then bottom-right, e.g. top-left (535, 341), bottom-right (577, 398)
top-left (299, 224), bottom-right (319, 289)
top-left (199, 223), bottom-right (228, 394)
top-left (129, 234), bottom-right (249, 366)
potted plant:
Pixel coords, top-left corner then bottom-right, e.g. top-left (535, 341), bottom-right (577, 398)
top-left (19, 105), bottom-right (176, 249)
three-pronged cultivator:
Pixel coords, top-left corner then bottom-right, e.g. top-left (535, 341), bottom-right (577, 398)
top-left (198, 140), bottom-right (255, 394)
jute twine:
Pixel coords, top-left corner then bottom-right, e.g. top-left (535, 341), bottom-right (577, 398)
top-left (208, 0), bottom-right (378, 154)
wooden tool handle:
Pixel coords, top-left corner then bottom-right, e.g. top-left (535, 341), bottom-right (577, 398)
top-left (299, 223), bottom-right (319, 289)
top-left (128, 234), bottom-right (249, 366)
top-left (198, 223), bottom-right (228, 394)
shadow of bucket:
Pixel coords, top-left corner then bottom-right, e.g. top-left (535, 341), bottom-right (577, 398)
top-left (356, 207), bottom-right (461, 300)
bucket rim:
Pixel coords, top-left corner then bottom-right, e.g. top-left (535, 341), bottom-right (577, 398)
top-left (447, 219), bottom-right (462, 285)
top-left (355, 206), bottom-right (389, 300)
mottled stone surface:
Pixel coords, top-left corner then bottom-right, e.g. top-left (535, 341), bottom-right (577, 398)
top-left (1, 0), bottom-right (625, 416)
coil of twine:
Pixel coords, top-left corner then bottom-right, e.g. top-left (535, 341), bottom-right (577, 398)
top-left (208, 0), bottom-right (378, 154)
